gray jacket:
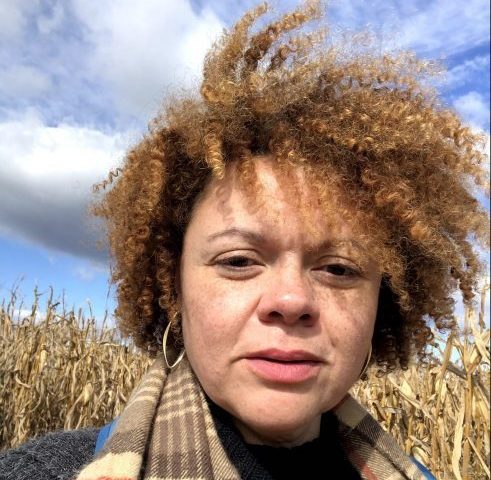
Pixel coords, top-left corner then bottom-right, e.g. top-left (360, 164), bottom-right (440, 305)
top-left (0, 428), bottom-right (99, 480)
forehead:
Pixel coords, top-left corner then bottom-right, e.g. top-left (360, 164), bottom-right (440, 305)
top-left (189, 157), bottom-right (363, 249)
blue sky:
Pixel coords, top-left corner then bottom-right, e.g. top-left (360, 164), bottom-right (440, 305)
top-left (0, 0), bottom-right (489, 325)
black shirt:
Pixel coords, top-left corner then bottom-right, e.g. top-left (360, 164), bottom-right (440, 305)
top-left (209, 400), bottom-right (361, 480)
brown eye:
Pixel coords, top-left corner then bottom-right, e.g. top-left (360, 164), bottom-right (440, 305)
top-left (319, 263), bottom-right (361, 281)
top-left (217, 256), bottom-right (255, 268)
top-left (323, 264), bottom-right (359, 277)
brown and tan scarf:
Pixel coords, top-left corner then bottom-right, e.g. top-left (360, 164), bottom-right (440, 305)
top-left (75, 354), bottom-right (427, 480)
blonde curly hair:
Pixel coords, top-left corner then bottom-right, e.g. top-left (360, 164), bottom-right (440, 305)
top-left (90, 1), bottom-right (490, 372)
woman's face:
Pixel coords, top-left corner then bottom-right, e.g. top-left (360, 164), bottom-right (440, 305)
top-left (179, 157), bottom-right (381, 447)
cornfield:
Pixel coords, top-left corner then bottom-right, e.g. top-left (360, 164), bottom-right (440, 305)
top-left (0, 285), bottom-right (489, 480)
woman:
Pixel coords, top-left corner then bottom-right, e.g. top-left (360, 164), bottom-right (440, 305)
top-left (1, 1), bottom-right (488, 479)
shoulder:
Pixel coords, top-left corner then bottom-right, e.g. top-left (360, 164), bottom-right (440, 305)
top-left (334, 395), bottom-right (435, 479)
top-left (0, 427), bottom-right (100, 480)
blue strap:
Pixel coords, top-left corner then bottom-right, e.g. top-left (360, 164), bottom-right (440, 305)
top-left (411, 457), bottom-right (436, 479)
top-left (95, 418), bottom-right (118, 454)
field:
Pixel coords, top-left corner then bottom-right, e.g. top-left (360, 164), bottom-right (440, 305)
top-left (0, 285), bottom-right (489, 479)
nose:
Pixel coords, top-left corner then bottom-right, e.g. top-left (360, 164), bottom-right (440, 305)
top-left (257, 267), bottom-right (320, 326)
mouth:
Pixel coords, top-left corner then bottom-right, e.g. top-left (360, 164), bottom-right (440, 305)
top-left (255, 358), bottom-right (317, 364)
top-left (244, 348), bottom-right (324, 363)
top-left (243, 349), bottom-right (323, 383)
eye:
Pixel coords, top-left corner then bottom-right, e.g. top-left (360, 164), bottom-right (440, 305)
top-left (216, 255), bottom-right (257, 269)
top-left (314, 261), bottom-right (363, 284)
top-left (214, 254), bottom-right (262, 280)
top-left (323, 264), bottom-right (359, 277)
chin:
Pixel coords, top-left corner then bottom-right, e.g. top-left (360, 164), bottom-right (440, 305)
top-left (230, 393), bottom-right (324, 446)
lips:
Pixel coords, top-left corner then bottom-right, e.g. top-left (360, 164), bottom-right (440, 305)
top-left (244, 348), bottom-right (323, 363)
top-left (243, 349), bottom-right (323, 383)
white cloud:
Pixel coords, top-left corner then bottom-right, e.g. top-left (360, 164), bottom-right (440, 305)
top-left (37, 1), bottom-right (64, 35)
top-left (73, 262), bottom-right (108, 281)
top-left (396, 0), bottom-right (490, 56)
top-left (71, 0), bottom-right (224, 119)
top-left (0, 109), bottom-right (134, 261)
top-left (445, 55), bottom-right (490, 90)
top-left (0, 0), bottom-right (489, 264)
top-left (11, 308), bottom-right (47, 324)
top-left (328, 0), bottom-right (490, 58)
top-left (0, 0), bottom-right (40, 42)
top-left (0, 109), bottom-right (125, 177)
top-left (0, 0), bottom-right (66, 42)
top-left (453, 91), bottom-right (490, 131)
top-left (0, 65), bottom-right (52, 99)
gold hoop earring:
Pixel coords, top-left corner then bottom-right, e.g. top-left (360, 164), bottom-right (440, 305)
top-left (359, 344), bottom-right (372, 379)
top-left (162, 315), bottom-right (185, 369)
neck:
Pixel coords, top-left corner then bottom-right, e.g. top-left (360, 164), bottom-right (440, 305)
top-left (232, 414), bottom-right (321, 448)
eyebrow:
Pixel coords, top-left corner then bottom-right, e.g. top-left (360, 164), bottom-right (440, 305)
top-left (307, 238), bottom-right (366, 254)
top-left (206, 228), bottom-right (266, 244)
top-left (206, 227), bottom-right (365, 253)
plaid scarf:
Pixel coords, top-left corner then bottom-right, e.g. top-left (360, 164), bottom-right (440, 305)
top-left (75, 354), bottom-right (427, 480)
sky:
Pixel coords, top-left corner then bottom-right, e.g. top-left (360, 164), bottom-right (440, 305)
top-left (0, 0), bottom-right (489, 325)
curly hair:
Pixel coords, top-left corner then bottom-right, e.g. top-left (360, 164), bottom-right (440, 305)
top-left (90, 1), bottom-right (489, 372)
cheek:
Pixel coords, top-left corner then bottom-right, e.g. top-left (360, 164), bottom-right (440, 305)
top-left (180, 285), bottom-right (251, 401)
top-left (180, 276), bottom-right (256, 364)
top-left (323, 284), bottom-right (379, 327)
top-left (321, 288), bottom-right (379, 359)
top-left (182, 267), bottom-right (259, 324)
